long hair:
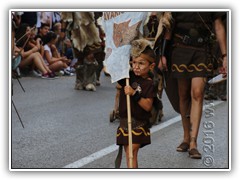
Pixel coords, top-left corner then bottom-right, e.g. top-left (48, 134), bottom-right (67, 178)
top-left (43, 31), bottom-right (57, 45)
top-left (15, 23), bottom-right (30, 48)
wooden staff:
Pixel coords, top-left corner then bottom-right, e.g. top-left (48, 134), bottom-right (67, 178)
top-left (126, 78), bottom-right (133, 168)
top-left (15, 26), bottom-right (36, 44)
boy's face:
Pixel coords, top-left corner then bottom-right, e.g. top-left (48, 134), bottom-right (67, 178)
top-left (39, 26), bottom-right (50, 36)
top-left (132, 56), bottom-right (155, 78)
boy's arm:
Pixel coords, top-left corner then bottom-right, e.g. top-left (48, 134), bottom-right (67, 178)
top-left (137, 97), bottom-right (153, 112)
top-left (124, 85), bottom-right (153, 112)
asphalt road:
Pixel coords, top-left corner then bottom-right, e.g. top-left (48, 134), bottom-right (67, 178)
top-left (10, 74), bottom-right (229, 170)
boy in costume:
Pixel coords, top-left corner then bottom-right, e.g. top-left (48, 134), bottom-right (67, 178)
top-left (116, 39), bottom-right (156, 168)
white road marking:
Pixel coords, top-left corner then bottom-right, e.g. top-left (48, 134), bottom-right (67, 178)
top-left (63, 144), bottom-right (118, 168)
top-left (63, 101), bottom-right (223, 168)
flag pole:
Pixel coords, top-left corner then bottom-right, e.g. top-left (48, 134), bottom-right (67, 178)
top-left (126, 78), bottom-right (133, 168)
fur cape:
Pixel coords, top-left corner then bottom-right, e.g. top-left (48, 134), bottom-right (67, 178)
top-left (131, 38), bottom-right (153, 58)
top-left (154, 12), bottom-right (172, 44)
top-left (61, 12), bottom-right (101, 52)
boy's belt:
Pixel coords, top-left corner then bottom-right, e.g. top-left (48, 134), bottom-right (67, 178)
top-left (120, 118), bottom-right (148, 131)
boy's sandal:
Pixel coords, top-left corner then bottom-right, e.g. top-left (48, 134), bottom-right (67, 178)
top-left (189, 148), bottom-right (202, 159)
top-left (176, 142), bottom-right (189, 152)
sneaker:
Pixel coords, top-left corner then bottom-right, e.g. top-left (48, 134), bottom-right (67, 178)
top-left (59, 70), bottom-right (65, 76)
top-left (41, 73), bottom-right (56, 80)
top-left (70, 67), bottom-right (76, 73)
top-left (49, 72), bottom-right (59, 79)
top-left (41, 73), bottom-right (50, 79)
top-left (64, 69), bottom-right (74, 76)
top-left (30, 70), bottom-right (42, 77)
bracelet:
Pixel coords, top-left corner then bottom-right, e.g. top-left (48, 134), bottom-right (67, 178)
top-left (221, 54), bottom-right (227, 59)
top-left (133, 91), bottom-right (141, 102)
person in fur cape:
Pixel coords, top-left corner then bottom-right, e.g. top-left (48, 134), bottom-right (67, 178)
top-left (61, 12), bottom-right (103, 91)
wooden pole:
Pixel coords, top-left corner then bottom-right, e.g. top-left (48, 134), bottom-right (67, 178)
top-left (126, 78), bottom-right (133, 168)
top-left (15, 26), bottom-right (36, 44)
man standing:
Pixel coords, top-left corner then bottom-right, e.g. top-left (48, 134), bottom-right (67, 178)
top-left (158, 12), bottom-right (227, 159)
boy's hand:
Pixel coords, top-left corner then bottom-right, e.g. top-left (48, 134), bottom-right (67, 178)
top-left (124, 85), bottom-right (135, 96)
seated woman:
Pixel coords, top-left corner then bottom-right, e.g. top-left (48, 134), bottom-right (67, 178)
top-left (43, 31), bottom-right (73, 76)
top-left (15, 23), bottom-right (56, 79)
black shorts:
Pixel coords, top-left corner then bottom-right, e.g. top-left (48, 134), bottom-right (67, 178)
top-left (171, 45), bottom-right (213, 79)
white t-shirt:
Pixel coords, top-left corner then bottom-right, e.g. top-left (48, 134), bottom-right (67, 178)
top-left (44, 44), bottom-right (52, 65)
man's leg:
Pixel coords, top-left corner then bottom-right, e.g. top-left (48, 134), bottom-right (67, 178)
top-left (190, 77), bottom-right (206, 149)
top-left (177, 78), bottom-right (191, 148)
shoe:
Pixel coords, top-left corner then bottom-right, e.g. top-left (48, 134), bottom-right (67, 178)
top-left (30, 70), bottom-right (42, 77)
top-left (41, 73), bottom-right (57, 80)
top-left (64, 69), bottom-right (74, 76)
top-left (58, 70), bottom-right (65, 76)
top-left (41, 73), bottom-right (50, 79)
top-left (189, 148), bottom-right (202, 159)
top-left (70, 67), bottom-right (76, 73)
top-left (49, 72), bottom-right (59, 79)
top-left (176, 142), bottom-right (189, 152)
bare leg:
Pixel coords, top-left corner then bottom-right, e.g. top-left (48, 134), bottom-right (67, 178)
top-left (178, 78), bottom-right (191, 144)
top-left (124, 144), bottom-right (140, 168)
top-left (48, 61), bottom-right (68, 72)
top-left (190, 77), bottom-right (206, 149)
top-left (36, 52), bottom-right (52, 73)
top-left (20, 53), bottom-right (48, 75)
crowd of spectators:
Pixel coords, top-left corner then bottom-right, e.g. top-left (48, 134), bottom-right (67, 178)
top-left (12, 12), bottom-right (76, 79)
top-left (11, 11), bottom-right (227, 101)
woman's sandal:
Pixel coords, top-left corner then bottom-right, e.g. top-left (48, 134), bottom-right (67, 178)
top-left (176, 142), bottom-right (189, 152)
top-left (188, 137), bottom-right (202, 159)
top-left (189, 148), bottom-right (202, 159)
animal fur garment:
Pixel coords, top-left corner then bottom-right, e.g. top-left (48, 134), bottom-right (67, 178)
top-left (61, 12), bottom-right (101, 52)
top-left (154, 12), bottom-right (172, 43)
top-left (131, 38), bottom-right (153, 58)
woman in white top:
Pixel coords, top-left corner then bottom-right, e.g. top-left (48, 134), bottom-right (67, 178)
top-left (43, 31), bottom-right (71, 73)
